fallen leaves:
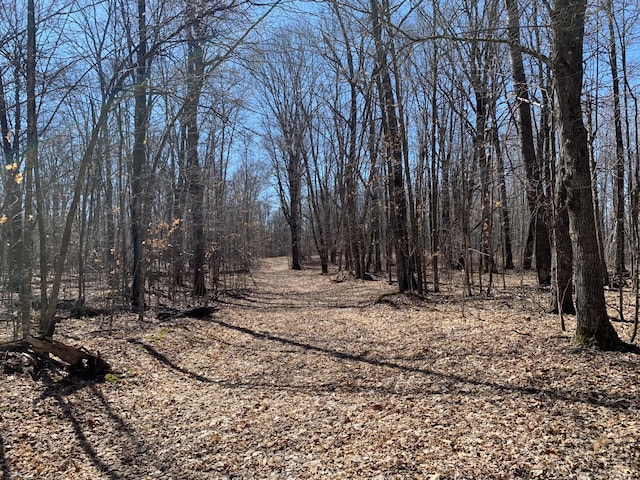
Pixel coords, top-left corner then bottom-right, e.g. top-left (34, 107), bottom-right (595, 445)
top-left (1, 257), bottom-right (639, 479)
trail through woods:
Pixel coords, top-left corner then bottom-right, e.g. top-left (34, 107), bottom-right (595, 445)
top-left (1, 257), bottom-right (640, 479)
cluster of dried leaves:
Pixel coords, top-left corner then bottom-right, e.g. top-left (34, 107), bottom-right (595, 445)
top-left (1, 257), bottom-right (639, 479)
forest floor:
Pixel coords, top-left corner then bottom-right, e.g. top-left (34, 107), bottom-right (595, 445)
top-left (1, 257), bottom-right (640, 479)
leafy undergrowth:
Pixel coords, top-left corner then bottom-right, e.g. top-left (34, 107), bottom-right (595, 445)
top-left (1, 258), bottom-right (639, 479)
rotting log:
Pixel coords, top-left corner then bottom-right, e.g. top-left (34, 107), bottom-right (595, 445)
top-left (155, 305), bottom-right (218, 321)
top-left (0, 336), bottom-right (110, 378)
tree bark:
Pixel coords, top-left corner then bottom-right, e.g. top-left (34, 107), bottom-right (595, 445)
top-left (370, 0), bottom-right (414, 292)
top-left (551, 0), bottom-right (620, 349)
top-left (130, 0), bottom-right (149, 312)
top-left (0, 55), bottom-right (22, 297)
top-left (550, 159), bottom-right (575, 315)
top-left (21, 0), bottom-right (37, 339)
top-left (505, 0), bottom-right (551, 285)
top-left (185, 7), bottom-right (207, 297)
top-left (492, 122), bottom-right (514, 270)
top-left (605, 0), bottom-right (626, 283)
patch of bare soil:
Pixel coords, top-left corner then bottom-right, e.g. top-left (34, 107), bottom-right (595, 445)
top-left (1, 257), bottom-right (639, 479)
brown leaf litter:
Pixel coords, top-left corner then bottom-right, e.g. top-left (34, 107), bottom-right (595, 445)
top-left (1, 257), bottom-right (639, 479)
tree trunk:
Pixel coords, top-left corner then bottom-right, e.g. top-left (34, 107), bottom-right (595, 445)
top-left (0, 337), bottom-right (110, 378)
top-left (288, 159), bottom-right (303, 271)
top-left (550, 162), bottom-right (575, 315)
top-left (185, 9), bottom-right (207, 297)
top-left (551, 0), bottom-right (620, 349)
top-left (0, 59), bottom-right (22, 297)
top-left (130, 0), bottom-right (149, 312)
top-left (21, 0), bottom-right (37, 339)
top-left (505, 0), bottom-right (551, 285)
top-left (370, 0), bottom-right (414, 292)
top-left (606, 0), bottom-right (626, 283)
top-left (585, 95), bottom-right (610, 286)
top-left (492, 123), bottom-right (514, 270)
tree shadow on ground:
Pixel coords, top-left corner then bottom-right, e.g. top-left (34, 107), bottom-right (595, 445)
top-left (31, 370), bottom-right (153, 480)
top-left (200, 318), bottom-right (640, 412)
top-left (127, 339), bottom-right (216, 384)
top-left (128, 316), bottom-right (639, 410)
top-left (34, 370), bottom-right (123, 480)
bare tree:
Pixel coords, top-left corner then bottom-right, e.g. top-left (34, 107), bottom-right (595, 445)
top-left (505, 0), bottom-right (552, 285)
top-left (370, 0), bottom-right (415, 292)
top-left (604, 0), bottom-right (627, 285)
top-left (551, 0), bottom-right (621, 349)
top-left (253, 29), bottom-right (315, 271)
top-left (129, 0), bottom-right (149, 312)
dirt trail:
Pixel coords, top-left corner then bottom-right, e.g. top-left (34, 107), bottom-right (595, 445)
top-left (1, 257), bottom-right (639, 479)
top-left (223, 257), bottom-right (389, 310)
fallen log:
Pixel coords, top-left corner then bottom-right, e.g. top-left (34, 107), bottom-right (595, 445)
top-left (155, 305), bottom-right (219, 321)
top-left (0, 336), bottom-right (109, 378)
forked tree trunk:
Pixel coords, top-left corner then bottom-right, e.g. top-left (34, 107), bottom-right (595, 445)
top-left (550, 161), bottom-right (575, 315)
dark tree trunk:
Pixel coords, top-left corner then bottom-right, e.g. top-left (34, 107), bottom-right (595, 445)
top-left (505, 0), bottom-right (551, 285)
top-left (0, 57), bottom-right (22, 295)
top-left (184, 9), bottom-right (207, 297)
top-left (492, 123), bottom-right (514, 270)
top-left (606, 0), bottom-right (626, 282)
top-left (342, 18), bottom-right (365, 280)
top-left (552, 0), bottom-right (620, 349)
top-left (370, 0), bottom-right (414, 292)
top-left (130, 0), bottom-right (148, 312)
top-left (21, 0), bottom-right (37, 338)
top-left (288, 159), bottom-right (303, 271)
top-left (550, 167), bottom-right (575, 315)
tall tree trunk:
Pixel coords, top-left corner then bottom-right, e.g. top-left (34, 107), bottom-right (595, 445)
top-left (0, 60), bottom-right (22, 296)
top-left (130, 0), bottom-right (149, 312)
top-left (505, 0), bottom-right (551, 285)
top-left (185, 8), bottom-right (207, 297)
top-left (21, 0), bottom-right (37, 339)
top-left (288, 156), bottom-right (303, 271)
top-left (474, 87), bottom-right (493, 275)
top-left (440, 105), bottom-right (454, 269)
top-left (337, 2), bottom-right (365, 279)
top-left (429, 5), bottom-right (441, 289)
top-left (551, 0), bottom-right (620, 349)
top-left (430, 54), bottom-right (440, 290)
top-left (550, 156), bottom-right (575, 315)
top-left (492, 122), bottom-right (514, 270)
top-left (605, 0), bottom-right (626, 283)
top-left (389, 26), bottom-right (423, 293)
top-left (370, 0), bottom-right (413, 292)
top-left (545, 85), bottom-right (575, 315)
